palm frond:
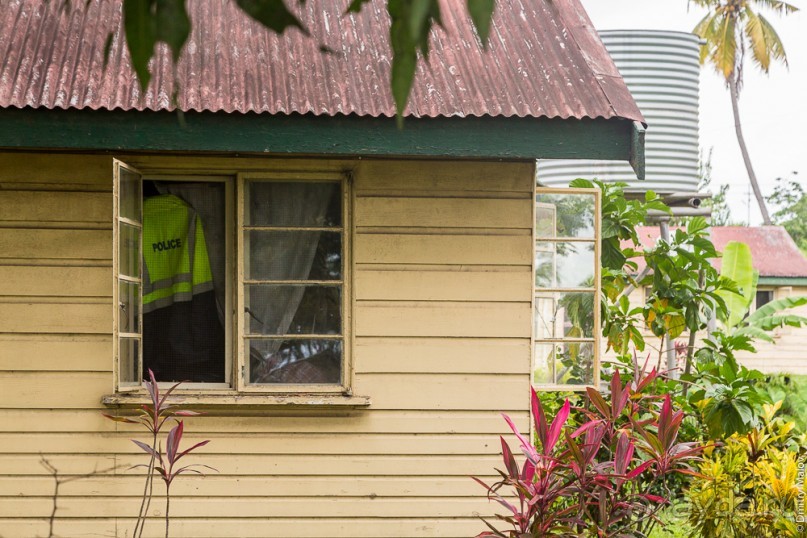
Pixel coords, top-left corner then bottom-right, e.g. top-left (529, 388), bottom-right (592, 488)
top-left (713, 12), bottom-right (738, 78)
top-left (742, 8), bottom-right (771, 71)
top-left (757, 13), bottom-right (789, 67)
top-left (750, 0), bottom-right (799, 16)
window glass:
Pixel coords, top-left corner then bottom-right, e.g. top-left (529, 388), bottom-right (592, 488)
top-left (245, 285), bottom-right (341, 335)
top-left (119, 338), bottom-right (140, 387)
top-left (534, 292), bottom-right (595, 339)
top-left (245, 231), bottom-right (342, 280)
top-left (533, 342), bottom-right (595, 386)
top-left (247, 182), bottom-right (341, 227)
top-left (119, 223), bottom-right (140, 278)
top-left (248, 339), bottom-right (342, 384)
top-left (120, 168), bottom-right (142, 222)
top-left (534, 242), bottom-right (595, 288)
top-left (535, 193), bottom-right (595, 239)
top-left (118, 281), bottom-right (140, 334)
top-left (243, 179), bottom-right (345, 387)
top-left (755, 290), bottom-right (774, 310)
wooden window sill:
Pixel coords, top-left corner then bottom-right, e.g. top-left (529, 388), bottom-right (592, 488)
top-left (102, 392), bottom-right (371, 409)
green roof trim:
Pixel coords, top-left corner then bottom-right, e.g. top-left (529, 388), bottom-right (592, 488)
top-left (0, 107), bottom-right (641, 163)
top-left (757, 277), bottom-right (807, 287)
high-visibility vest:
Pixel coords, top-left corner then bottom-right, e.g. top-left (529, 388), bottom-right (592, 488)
top-left (142, 194), bottom-right (223, 383)
top-left (142, 195), bottom-right (214, 313)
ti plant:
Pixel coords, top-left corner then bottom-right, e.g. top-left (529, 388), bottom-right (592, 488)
top-left (133, 420), bottom-right (214, 538)
top-left (474, 371), bottom-right (703, 537)
top-left (103, 369), bottom-right (209, 538)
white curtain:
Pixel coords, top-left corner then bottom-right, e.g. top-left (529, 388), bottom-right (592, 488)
top-left (245, 182), bottom-right (332, 373)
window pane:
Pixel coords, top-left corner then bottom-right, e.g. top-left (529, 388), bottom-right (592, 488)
top-left (533, 343), bottom-right (556, 385)
top-left (756, 290), bottom-right (773, 309)
top-left (119, 337), bottom-right (141, 386)
top-left (245, 285), bottom-right (341, 335)
top-left (534, 248), bottom-right (555, 288)
top-left (245, 231), bottom-right (341, 281)
top-left (118, 280), bottom-right (140, 334)
top-left (120, 168), bottom-right (141, 222)
top-left (535, 193), bottom-right (595, 239)
top-left (533, 342), bottom-right (594, 385)
top-left (535, 292), bottom-right (595, 339)
top-left (247, 182), bottom-right (341, 227)
top-left (248, 339), bottom-right (342, 384)
top-left (535, 242), bottom-right (595, 288)
top-left (119, 223), bottom-right (140, 278)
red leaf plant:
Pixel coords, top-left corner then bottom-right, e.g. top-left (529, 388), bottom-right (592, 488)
top-left (103, 369), bottom-right (212, 538)
top-left (133, 420), bottom-right (215, 538)
top-left (473, 371), bottom-right (703, 537)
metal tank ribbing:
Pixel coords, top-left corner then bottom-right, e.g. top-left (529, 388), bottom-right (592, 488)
top-left (538, 30), bottom-right (701, 194)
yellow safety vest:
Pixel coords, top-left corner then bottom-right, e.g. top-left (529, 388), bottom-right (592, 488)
top-left (142, 195), bottom-right (214, 313)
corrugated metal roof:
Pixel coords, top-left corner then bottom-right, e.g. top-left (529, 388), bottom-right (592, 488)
top-left (0, 0), bottom-right (644, 121)
top-left (631, 226), bottom-right (807, 278)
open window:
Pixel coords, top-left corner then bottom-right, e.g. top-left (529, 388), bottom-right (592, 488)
top-left (112, 161), bottom-right (350, 395)
top-left (532, 187), bottom-right (600, 389)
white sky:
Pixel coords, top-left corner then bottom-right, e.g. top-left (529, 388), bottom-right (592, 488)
top-left (580, 0), bottom-right (806, 225)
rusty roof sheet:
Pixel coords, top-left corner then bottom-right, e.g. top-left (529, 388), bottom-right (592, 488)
top-left (630, 226), bottom-right (807, 278)
top-left (0, 0), bottom-right (644, 121)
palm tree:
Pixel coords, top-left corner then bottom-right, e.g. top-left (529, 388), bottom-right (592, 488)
top-left (692, 0), bottom-right (798, 225)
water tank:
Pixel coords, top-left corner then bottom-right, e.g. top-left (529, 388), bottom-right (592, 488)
top-left (538, 30), bottom-right (701, 194)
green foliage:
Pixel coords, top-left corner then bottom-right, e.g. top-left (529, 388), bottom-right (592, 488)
top-left (685, 348), bottom-right (768, 438)
top-left (767, 174), bottom-right (807, 254)
top-left (570, 178), bottom-right (667, 273)
top-left (757, 374), bottom-right (807, 433)
top-left (716, 241), bottom-right (756, 329)
top-left (117, 0), bottom-right (497, 121)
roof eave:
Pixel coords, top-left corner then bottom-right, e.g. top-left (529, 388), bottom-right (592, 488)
top-left (0, 107), bottom-right (641, 163)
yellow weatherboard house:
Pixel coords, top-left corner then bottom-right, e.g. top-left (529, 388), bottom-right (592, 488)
top-left (0, 0), bottom-right (645, 536)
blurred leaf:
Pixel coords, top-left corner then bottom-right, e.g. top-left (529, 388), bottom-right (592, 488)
top-left (345, 0), bottom-right (371, 13)
top-left (467, 0), bottom-right (495, 44)
top-left (155, 0), bottom-right (190, 61)
top-left (123, 0), bottom-right (156, 91)
top-left (235, 0), bottom-right (308, 35)
top-left (717, 241), bottom-right (755, 328)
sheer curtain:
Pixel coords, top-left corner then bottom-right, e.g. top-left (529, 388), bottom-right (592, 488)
top-left (245, 183), bottom-right (333, 378)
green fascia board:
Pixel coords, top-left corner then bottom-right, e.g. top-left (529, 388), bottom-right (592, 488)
top-left (0, 106), bottom-right (639, 162)
top-left (757, 276), bottom-right (807, 287)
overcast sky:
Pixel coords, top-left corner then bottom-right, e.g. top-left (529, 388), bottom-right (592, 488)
top-left (580, 0), bottom-right (805, 225)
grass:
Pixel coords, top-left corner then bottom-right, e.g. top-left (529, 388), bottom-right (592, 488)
top-left (648, 503), bottom-right (695, 538)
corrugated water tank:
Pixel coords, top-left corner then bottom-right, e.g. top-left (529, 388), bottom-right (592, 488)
top-left (538, 30), bottom-right (701, 194)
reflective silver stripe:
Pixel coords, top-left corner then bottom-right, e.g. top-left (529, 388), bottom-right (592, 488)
top-left (143, 273), bottom-right (193, 296)
top-left (142, 282), bottom-right (214, 314)
top-left (193, 280), bottom-right (215, 295)
top-left (142, 291), bottom-right (194, 314)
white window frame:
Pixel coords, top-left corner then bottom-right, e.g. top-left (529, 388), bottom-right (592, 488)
top-left (531, 186), bottom-right (601, 391)
top-left (112, 161), bottom-right (353, 396)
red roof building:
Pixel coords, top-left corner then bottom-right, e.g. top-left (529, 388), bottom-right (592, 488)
top-left (632, 226), bottom-right (807, 282)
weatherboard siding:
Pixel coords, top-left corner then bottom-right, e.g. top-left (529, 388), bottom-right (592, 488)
top-left (0, 152), bottom-right (533, 538)
top-left (735, 286), bottom-right (807, 375)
